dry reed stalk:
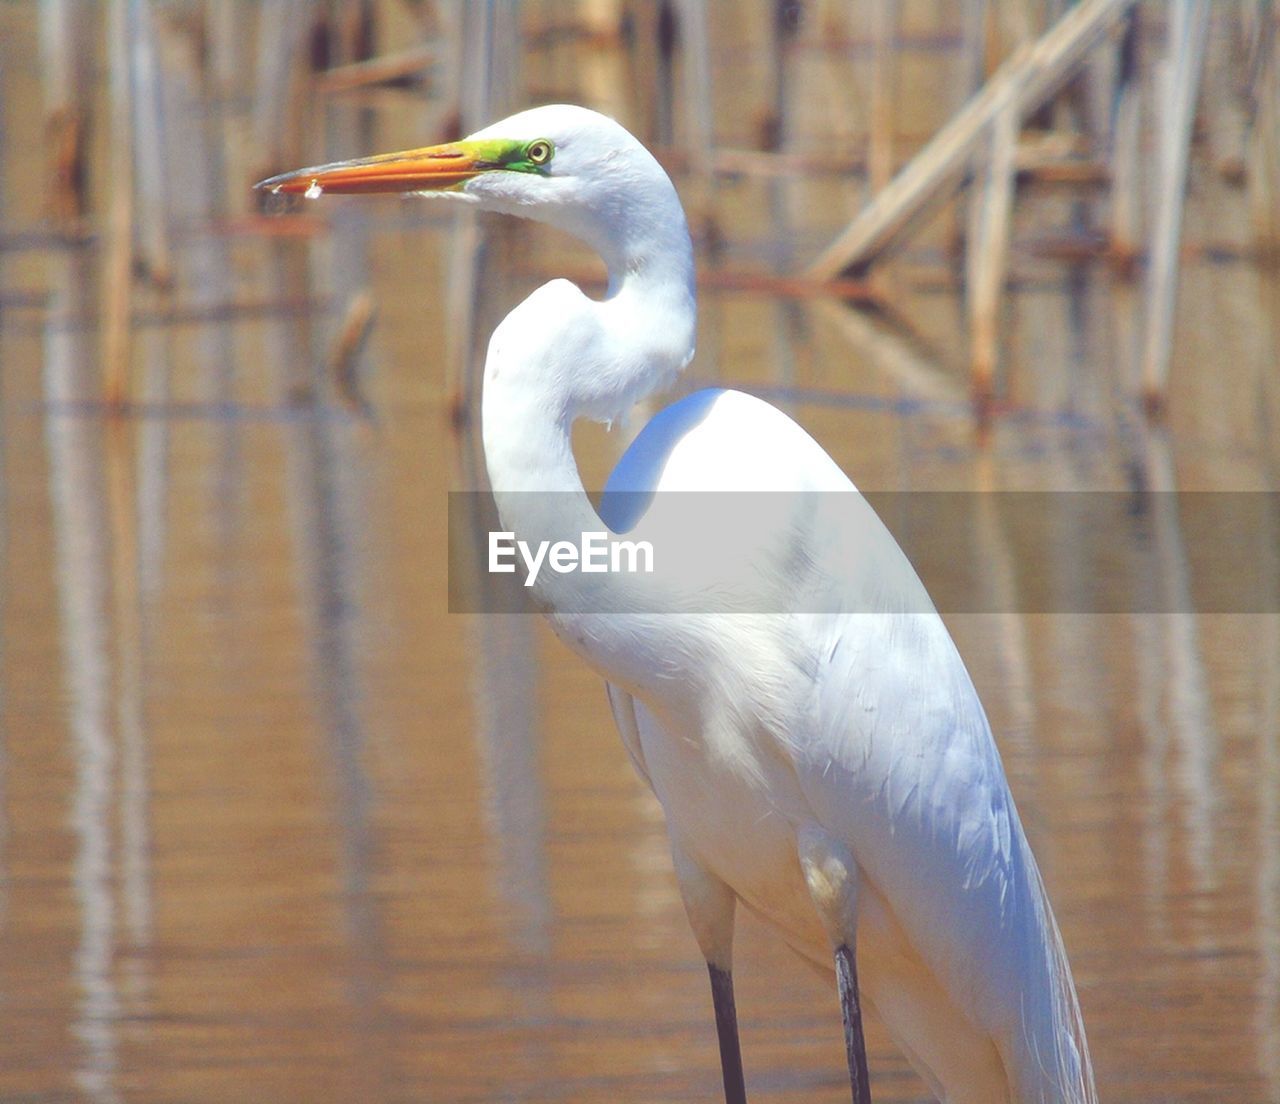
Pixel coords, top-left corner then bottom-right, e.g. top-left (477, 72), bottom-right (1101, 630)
top-left (328, 290), bottom-right (377, 414)
top-left (868, 0), bottom-right (898, 194)
top-left (252, 0), bottom-right (312, 181)
top-left (966, 85), bottom-right (1020, 421)
top-left (314, 45), bottom-right (439, 93)
top-left (442, 0), bottom-right (522, 421)
top-left (103, 0), bottom-right (135, 408)
top-left (131, 0), bottom-right (173, 287)
top-left (39, 0), bottom-right (89, 221)
top-left (1242, 0), bottom-right (1279, 255)
top-left (1139, 0), bottom-right (1211, 416)
top-left (1108, 6), bottom-right (1142, 270)
top-left (673, 0), bottom-right (714, 181)
top-left (804, 0), bottom-right (1137, 280)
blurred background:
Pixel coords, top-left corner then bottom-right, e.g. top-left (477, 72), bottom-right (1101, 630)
top-left (1, 0), bottom-right (1278, 1100)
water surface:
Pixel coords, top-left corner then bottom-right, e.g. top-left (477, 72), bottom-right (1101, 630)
top-left (1, 4), bottom-right (1278, 1101)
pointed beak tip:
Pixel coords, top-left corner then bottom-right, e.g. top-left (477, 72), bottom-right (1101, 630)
top-left (252, 171), bottom-right (296, 197)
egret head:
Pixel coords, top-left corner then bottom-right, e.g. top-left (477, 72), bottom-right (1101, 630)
top-left (255, 104), bottom-right (684, 271)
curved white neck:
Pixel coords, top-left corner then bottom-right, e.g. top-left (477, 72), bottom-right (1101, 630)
top-left (479, 181), bottom-right (696, 620)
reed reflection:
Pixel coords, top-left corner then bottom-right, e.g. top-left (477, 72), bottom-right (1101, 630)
top-left (267, 180), bottom-right (396, 1093)
top-left (42, 250), bottom-right (124, 1104)
top-left (1258, 613), bottom-right (1280, 1097)
top-left (456, 264), bottom-right (555, 950)
top-left (1133, 426), bottom-right (1221, 920)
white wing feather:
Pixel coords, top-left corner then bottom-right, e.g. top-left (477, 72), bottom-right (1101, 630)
top-left (602, 388), bottom-right (1095, 1104)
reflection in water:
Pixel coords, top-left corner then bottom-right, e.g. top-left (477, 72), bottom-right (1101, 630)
top-left (1134, 425), bottom-right (1220, 915)
top-left (104, 418), bottom-right (154, 1019)
top-left (271, 160), bottom-right (392, 1091)
top-left (42, 252), bottom-right (124, 1104)
top-left (1259, 615), bottom-right (1280, 1097)
top-left (456, 313), bottom-right (555, 1092)
top-left (451, 190), bottom-right (557, 959)
top-left (2, 4), bottom-right (1279, 1101)
top-left (0, 309), bottom-right (6, 932)
top-left (284, 405), bottom-right (391, 1099)
top-left (469, 608), bottom-right (551, 959)
top-left (448, 211), bottom-right (559, 1090)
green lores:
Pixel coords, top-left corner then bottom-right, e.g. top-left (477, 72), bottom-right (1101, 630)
top-left (471, 137), bottom-right (556, 175)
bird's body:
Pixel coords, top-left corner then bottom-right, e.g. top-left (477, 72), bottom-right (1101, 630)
top-left (260, 103), bottom-right (1094, 1104)
top-left (589, 388), bottom-right (1086, 1103)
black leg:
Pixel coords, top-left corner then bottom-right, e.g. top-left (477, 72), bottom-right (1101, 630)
top-left (835, 944), bottom-right (872, 1104)
top-left (707, 963), bottom-right (748, 1104)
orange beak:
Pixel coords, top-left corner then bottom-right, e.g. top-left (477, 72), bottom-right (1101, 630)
top-left (255, 139), bottom-right (498, 197)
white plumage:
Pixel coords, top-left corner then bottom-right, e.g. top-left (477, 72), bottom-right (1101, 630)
top-left (597, 388), bottom-right (1093, 1102)
top-left (262, 103), bottom-right (1096, 1104)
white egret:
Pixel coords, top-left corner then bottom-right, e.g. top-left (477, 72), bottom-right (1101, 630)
top-left (258, 105), bottom-right (1095, 1104)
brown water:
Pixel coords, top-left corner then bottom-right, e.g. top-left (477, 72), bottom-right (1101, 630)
top-left (2, 4), bottom-right (1279, 1102)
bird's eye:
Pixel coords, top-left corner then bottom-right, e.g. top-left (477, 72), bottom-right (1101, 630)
top-left (526, 139), bottom-right (554, 166)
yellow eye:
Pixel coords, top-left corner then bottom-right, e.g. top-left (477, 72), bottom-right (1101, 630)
top-left (526, 139), bottom-right (554, 166)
